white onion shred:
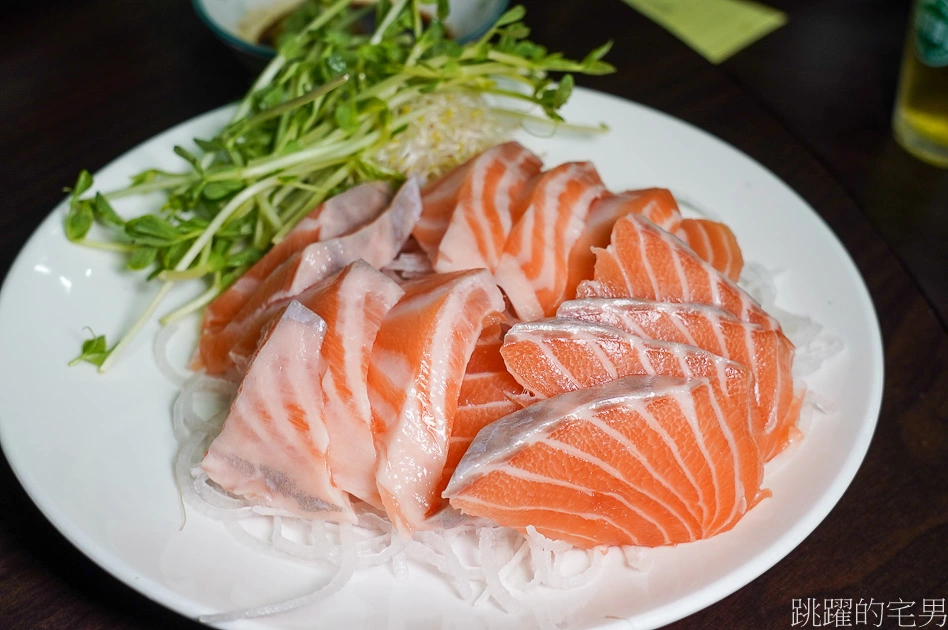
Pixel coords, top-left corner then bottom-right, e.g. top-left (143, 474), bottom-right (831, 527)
top-left (153, 321), bottom-right (192, 387)
top-left (738, 262), bottom-right (844, 377)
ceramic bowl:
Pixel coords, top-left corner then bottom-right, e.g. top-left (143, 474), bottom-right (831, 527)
top-left (193, 0), bottom-right (510, 58)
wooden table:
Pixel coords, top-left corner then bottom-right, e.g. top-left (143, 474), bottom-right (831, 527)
top-left (1, 1), bottom-right (945, 627)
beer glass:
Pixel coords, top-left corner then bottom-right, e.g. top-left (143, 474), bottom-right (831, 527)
top-left (893, 0), bottom-right (948, 167)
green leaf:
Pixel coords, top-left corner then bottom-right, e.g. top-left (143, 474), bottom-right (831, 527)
top-left (69, 170), bottom-right (93, 201)
top-left (125, 215), bottom-right (183, 246)
top-left (583, 59), bottom-right (616, 76)
top-left (202, 180), bottom-right (243, 201)
top-left (93, 193), bottom-right (124, 227)
top-left (158, 241), bottom-right (191, 271)
top-left (128, 169), bottom-right (173, 186)
top-left (224, 247), bottom-right (264, 269)
top-left (583, 40), bottom-right (613, 65)
top-left (553, 74), bottom-right (575, 109)
top-left (194, 137), bottom-right (225, 153)
top-left (173, 146), bottom-right (203, 173)
top-left (334, 101), bottom-right (358, 131)
top-left (65, 200), bottom-right (94, 242)
top-left (493, 5), bottom-right (526, 28)
top-left (499, 23), bottom-right (530, 40)
top-left (127, 246), bottom-right (157, 271)
top-left (436, 0), bottom-right (449, 20)
top-left (68, 329), bottom-right (110, 367)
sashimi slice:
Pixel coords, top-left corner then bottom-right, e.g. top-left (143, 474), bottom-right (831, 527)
top-left (369, 270), bottom-right (505, 537)
top-left (432, 142), bottom-right (543, 273)
top-left (201, 301), bottom-right (354, 521)
top-left (576, 212), bottom-right (779, 330)
top-left (412, 157), bottom-right (475, 255)
top-left (494, 162), bottom-right (608, 321)
top-left (444, 375), bottom-right (760, 548)
top-left (440, 324), bottom-right (526, 488)
top-left (500, 317), bottom-right (762, 534)
top-left (197, 179), bottom-right (422, 374)
top-left (676, 218), bottom-right (744, 282)
top-left (557, 297), bottom-right (799, 461)
top-left (199, 182), bottom-right (392, 336)
top-left (228, 261), bottom-right (404, 506)
top-left (565, 188), bottom-right (682, 300)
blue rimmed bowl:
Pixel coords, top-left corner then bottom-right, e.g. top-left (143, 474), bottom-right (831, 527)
top-left (193, 0), bottom-right (510, 59)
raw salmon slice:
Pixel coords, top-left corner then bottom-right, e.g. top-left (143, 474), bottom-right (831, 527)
top-left (369, 270), bottom-right (505, 537)
top-left (557, 297), bottom-right (799, 461)
top-left (200, 182), bottom-right (392, 336)
top-left (201, 301), bottom-right (354, 521)
top-left (197, 179), bottom-right (421, 374)
top-left (500, 317), bottom-right (762, 534)
top-left (432, 142), bottom-right (543, 273)
top-left (494, 162), bottom-right (608, 321)
top-left (440, 324), bottom-right (526, 489)
top-left (676, 218), bottom-right (744, 282)
top-left (565, 188), bottom-right (683, 301)
top-left (576, 212), bottom-right (779, 330)
top-left (412, 157), bottom-right (475, 255)
top-left (228, 261), bottom-right (404, 506)
top-left (444, 375), bottom-right (760, 548)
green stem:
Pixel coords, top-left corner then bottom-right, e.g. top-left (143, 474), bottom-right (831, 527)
top-left (158, 267), bottom-right (210, 282)
top-left (303, 0), bottom-right (354, 35)
top-left (106, 175), bottom-right (195, 199)
top-left (370, 0), bottom-right (409, 45)
top-left (256, 192), bottom-right (282, 230)
top-left (74, 239), bottom-right (136, 253)
top-left (492, 107), bottom-right (609, 133)
top-left (238, 74), bottom-right (350, 130)
top-left (160, 282), bottom-right (221, 326)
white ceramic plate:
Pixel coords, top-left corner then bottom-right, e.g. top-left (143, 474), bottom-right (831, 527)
top-left (0, 88), bottom-right (883, 629)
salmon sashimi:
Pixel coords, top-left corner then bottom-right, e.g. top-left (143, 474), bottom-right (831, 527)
top-left (576, 212), bottom-right (780, 330)
top-left (500, 317), bottom-right (762, 534)
top-left (201, 301), bottom-right (354, 521)
top-left (369, 270), bottom-right (505, 537)
top-left (197, 179), bottom-right (422, 374)
top-left (493, 162), bottom-right (608, 321)
top-left (676, 218), bottom-right (744, 282)
top-left (412, 157), bottom-right (476, 255)
top-left (199, 182), bottom-right (393, 337)
top-left (228, 261), bottom-right (404, 507)
top-left (565, 188), bottom-right (683, 301)
top-left (432, 142), bottom-right (543, 273)
top-left (440, 324), bottom-right (526, 489)
top-left (557, 297), bottom-right (799, 461)
top-left (444, 375), bottom-right (761, 548)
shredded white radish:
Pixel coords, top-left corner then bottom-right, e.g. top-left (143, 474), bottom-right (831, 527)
top-left (200, 523), bottom-right (358, 624)
top-left (738, 262), bottom-right (843, 377)
top-left (153, 321), bottom-right (192, 386)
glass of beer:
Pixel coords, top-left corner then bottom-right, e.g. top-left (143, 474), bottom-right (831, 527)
top-left (893, 0), bottom-right (948, 167)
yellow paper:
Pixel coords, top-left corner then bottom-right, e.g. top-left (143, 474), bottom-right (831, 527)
top-left (620, 0), bottom-right (787, 64)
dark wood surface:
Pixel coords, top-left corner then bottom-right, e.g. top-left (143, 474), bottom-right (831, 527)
top-left (1, 1), bottom-right (945, 628)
